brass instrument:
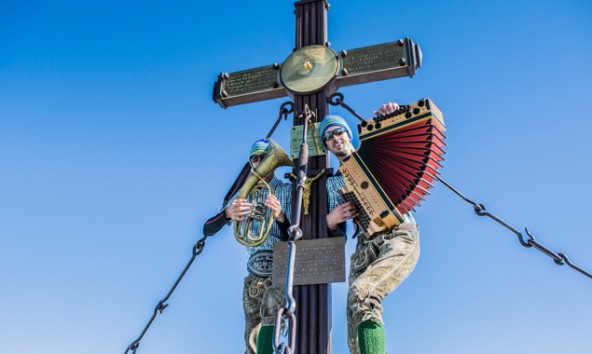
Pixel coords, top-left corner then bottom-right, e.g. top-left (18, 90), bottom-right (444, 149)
top-left (234, 139), bottom-right (293, 247)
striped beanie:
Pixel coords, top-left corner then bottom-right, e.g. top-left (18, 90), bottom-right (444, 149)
top-left (248, 138), bottom-right (271, 160)
top-left (318, 115), bottom-right (353, 148)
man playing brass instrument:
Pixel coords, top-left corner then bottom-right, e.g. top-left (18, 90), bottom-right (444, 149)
top-left (202, 138), bottom-right (292, 354)
top-left (320, 106), bottom-right (420, 354)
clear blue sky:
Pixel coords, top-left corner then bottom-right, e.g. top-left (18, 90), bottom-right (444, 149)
top-left (1, 1), bottom-right (591, 353)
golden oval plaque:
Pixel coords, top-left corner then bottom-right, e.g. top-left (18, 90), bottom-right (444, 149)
top-left (280, 45), bottom-right (339, 94)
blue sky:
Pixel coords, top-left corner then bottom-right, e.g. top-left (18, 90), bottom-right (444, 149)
top-left (1, 1), bottom-right (591, 353)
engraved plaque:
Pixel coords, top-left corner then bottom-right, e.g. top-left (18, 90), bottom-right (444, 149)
top-left (213, 65), bottom-right (287, 108)
top-left (224, 66), bottom-right (279, 95)
top-left (272, 237), bottom-right (346, 286)
top-left (342, 42), bottom-right (405, 73)
top-left (290, 122), bottom-right (326, 159)
top-left (336, 38), bottom-right (422, 87)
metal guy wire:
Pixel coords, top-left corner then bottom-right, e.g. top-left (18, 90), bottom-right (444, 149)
top-left (327, 92), bottom-right (366, 122)
top-left (273, 104), bottom-right (313, 354)
top-left (124, 235), bottom-right (210, 353)
top-left (125, 103), bottom-right (297, 353)
top-left (328, 91), bottom-right (590, 281)
top-left (435, 175), bottom-right (591, 279)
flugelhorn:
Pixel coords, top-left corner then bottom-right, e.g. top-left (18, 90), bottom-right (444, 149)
top-left (234, 139), bottom-right (293, 247)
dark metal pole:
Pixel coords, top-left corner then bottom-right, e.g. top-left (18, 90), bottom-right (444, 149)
top-left (293, 1), bottom-right (331, 354)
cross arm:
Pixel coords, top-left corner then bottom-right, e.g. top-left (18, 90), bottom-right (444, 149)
top-left (213, 63), bottom-right (287, 109)
top-left (213, 38), bottom-right (422, 109)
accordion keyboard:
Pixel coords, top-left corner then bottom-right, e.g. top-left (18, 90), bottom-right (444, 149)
top-left (339, 152), bottom-right (405, 238)
top-left (340, 190), bottom-right (372, 235)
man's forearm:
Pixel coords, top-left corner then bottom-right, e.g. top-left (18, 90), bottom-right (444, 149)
top-left (203, 211), bottom-right (230, 236)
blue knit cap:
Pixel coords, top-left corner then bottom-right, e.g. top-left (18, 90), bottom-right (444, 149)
top-left (318, 115), bottom-right (353, 148)
top-left (248, 138), bottom-right (271, 161)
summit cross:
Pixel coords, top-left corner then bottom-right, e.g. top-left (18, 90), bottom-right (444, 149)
top-left (213, 1), bottom-right (422, 353)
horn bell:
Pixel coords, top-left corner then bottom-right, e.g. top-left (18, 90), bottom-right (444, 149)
top-left (234, 139), bottom-right (293, 247)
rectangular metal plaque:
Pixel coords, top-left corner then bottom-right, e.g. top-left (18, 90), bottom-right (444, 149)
top-left (290, 122), bottom-right (326, 159)
top-left (272, 237), bottom-right (346, 286)
top-left (336, 38), bottom-right (422, 87)
top-left (213, 65), bottom-right (287, 108)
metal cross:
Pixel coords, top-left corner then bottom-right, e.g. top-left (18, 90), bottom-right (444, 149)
top-left (213, 1), bottom-right (422, 353)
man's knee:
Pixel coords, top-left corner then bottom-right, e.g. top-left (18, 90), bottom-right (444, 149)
top-left (350, 282), bottom-right (388, 326)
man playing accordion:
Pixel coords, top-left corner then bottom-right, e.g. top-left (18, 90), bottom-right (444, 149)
top-left (320, 104), bottom-right (421, 354)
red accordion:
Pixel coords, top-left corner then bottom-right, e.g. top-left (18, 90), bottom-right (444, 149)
top-left (339, 98), bottom-right (446, 237)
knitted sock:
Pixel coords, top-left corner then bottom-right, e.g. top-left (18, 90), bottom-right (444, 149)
top-left (256, 325), bottom-right (274, 354)
top-left (358, 320), bottom-right (386, 354)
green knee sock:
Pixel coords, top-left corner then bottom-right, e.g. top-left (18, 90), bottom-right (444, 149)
top-left (256, 325), bottom-right (274, 354)
top-left (358, 320), bottom-right (386, 354)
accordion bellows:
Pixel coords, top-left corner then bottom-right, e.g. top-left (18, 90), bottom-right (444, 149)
top-left (339, 99), bottom-right (446, 237)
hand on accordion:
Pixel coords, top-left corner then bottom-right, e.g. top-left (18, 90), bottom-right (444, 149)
top-left (326, 201), bottom-right (359, 230)
top-left (373, 102), bottom-right (400, 116)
